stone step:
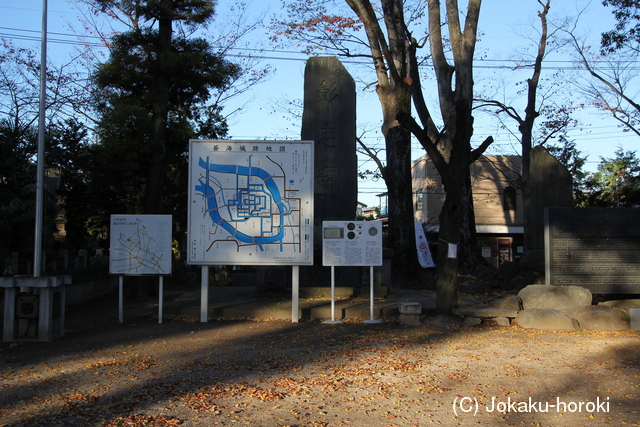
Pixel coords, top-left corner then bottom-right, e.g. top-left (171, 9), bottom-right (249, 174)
top-left (359, 286), bottom-right (391, 298)
top-left (300, 287), bottom-right (355, 298)
top-left (453, 308), bottom-right (519, 319)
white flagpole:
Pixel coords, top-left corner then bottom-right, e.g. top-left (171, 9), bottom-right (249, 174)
top-left (34, 0), bottom-right (48, 278)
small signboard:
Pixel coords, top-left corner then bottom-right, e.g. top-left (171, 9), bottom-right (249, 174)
top-left (322, 221), bottom-right (383, 266)
top-left (109, 215), bottom-right (172, 276)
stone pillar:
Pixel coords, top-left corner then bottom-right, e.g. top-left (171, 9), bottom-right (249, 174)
top-left (302, 56), bottom-right (357, 242)
top-left (301, 57), bottom-right (358, 286)
top-left (529, 146), bottom-right (573, 250)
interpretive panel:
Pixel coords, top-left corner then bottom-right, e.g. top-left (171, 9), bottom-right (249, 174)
top-left (545, 208), bottom-right (640, 293)
top-left (188, 140), bottom-right (313, 265)
top-left (110, 215), bottom-right (172, 275)
top-left (322, 221), bottom-right (383, 266)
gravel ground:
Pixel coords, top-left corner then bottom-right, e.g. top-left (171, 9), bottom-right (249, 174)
top-left (1, 292), bottom-right (639, 427)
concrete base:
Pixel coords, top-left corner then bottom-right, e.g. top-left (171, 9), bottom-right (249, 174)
top-left (1, 276), bottom-right (70, 342)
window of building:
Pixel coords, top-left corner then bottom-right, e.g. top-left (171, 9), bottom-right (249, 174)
top-left (503, 186), bottom-right (516, 211)
top-left (416, 192), bottom-right (423, 211)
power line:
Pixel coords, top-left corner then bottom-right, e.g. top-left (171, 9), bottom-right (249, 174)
top-left (0, 26), bottom-right (104, 40)
top-left (2, 25), bottom-right (639, 70)
top-left (0, 26), bottom-right (105, 48)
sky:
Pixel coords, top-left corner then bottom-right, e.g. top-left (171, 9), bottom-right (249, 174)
top-left (1, 0), bottom-right (638, 209)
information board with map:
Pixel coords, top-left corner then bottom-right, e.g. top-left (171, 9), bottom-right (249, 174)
top-left (109, 215), bottom-right (172, 275)
top-left (187, 140), bottom-right (314, 265)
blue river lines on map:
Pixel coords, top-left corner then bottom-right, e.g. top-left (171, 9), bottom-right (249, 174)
top-left (188, 141), bottom-right (313, 265)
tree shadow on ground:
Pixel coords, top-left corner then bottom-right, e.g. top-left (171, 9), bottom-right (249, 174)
top-left (0, 290), bottom-right (638, 426)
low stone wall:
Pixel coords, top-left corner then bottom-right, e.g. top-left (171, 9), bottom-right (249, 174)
top-left (455, 284), bottom-right (637, 331)
top-left (65, 266), bottom-right (118, 305)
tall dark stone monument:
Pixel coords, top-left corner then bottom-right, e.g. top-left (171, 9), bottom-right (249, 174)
top-left (529, 145), bottom-right (573, 250)
top-left (302, 57), bottom-right (357, 244)
top-left (301, 57), bottom-right (358, 287)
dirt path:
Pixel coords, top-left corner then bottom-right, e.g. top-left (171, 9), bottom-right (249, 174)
top-left (1, 296), bottom-right (639, 427)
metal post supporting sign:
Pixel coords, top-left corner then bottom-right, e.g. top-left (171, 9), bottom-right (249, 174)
top-left (364, 265), bottom-right (382, 324)
top-left (292, 266), bottom-right (300, 322)
top-left (323, 266), bottom-right (344, 324)
top-left (201, 265), bottom-right (208, 322)
top-left (117, 275), bottom-right (165, 324)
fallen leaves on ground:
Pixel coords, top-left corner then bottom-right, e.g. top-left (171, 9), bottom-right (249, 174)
top-left (1, 317), bottom-right (639, 427)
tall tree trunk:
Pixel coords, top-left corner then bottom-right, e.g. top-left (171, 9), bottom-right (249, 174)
top-left (435, 167), bottom-right (467, 314)
top-left (137, 0), bottom-right (172, 301)
top-left (435, 99), bottom-right (474, 313)
top-left (457, 173), bottom-right (483, 273)
top-left (384, 125), bottom-right (417, 283)
top-left (374, 47), bottom-right (419, 283)
top-left (521, 125), bottom-right (533, 251)
top-left (144, 0), bottom-right (172, 214)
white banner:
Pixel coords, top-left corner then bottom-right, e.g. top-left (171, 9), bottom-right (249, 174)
top-left (415, 221), bottom-right (435, 268)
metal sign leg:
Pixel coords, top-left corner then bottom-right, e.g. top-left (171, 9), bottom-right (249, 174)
top-left (118, 276), bottom-right (124, 324)
top-left (324, 266), bottom-right (343, 324)
top-left (158, 276), bottom-right (163, 324)
top-left (292, 266), bottom-right (299, 323)
top-left (200, 266), bottom-right (209, 323)
top-left (364, 265), bottom-right (382, 324)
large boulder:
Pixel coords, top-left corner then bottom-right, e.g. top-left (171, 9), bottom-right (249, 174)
top-left (569, 305), bottom-right (630, 331)
top-left (599, 299), bottom-right (640, 308)
top-left (515, 309), bottom-right (581, 330)
top-left (518, 284), bottom-right (592, 312)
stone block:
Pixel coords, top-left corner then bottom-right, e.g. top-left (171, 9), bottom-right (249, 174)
top-left (515, 309), bottom-right (581, 330)
top-left (398, 302), bottom-right (421, 326)
top-left (570, 305), bottom-right (630, 331)
top-left (518, 284), bottom-right (592, 312)
top-left (600, 299), bottom-right (640, 308)
top-left (490, 295), bottom-right (522, 311)
top-left (398, 302), bottom-right (422, 314)
top-left (453, 308), bottom-right (519, 319)
top-left (398, 314), bottom-right (421, 326)
top-left (493, 317), bottom-right (511, 327)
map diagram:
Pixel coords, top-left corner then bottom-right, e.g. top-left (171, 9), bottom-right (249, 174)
top-left (109, 215), bottom-right (172, 275)
top-left (188, 140), bottom-right (313, 265)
